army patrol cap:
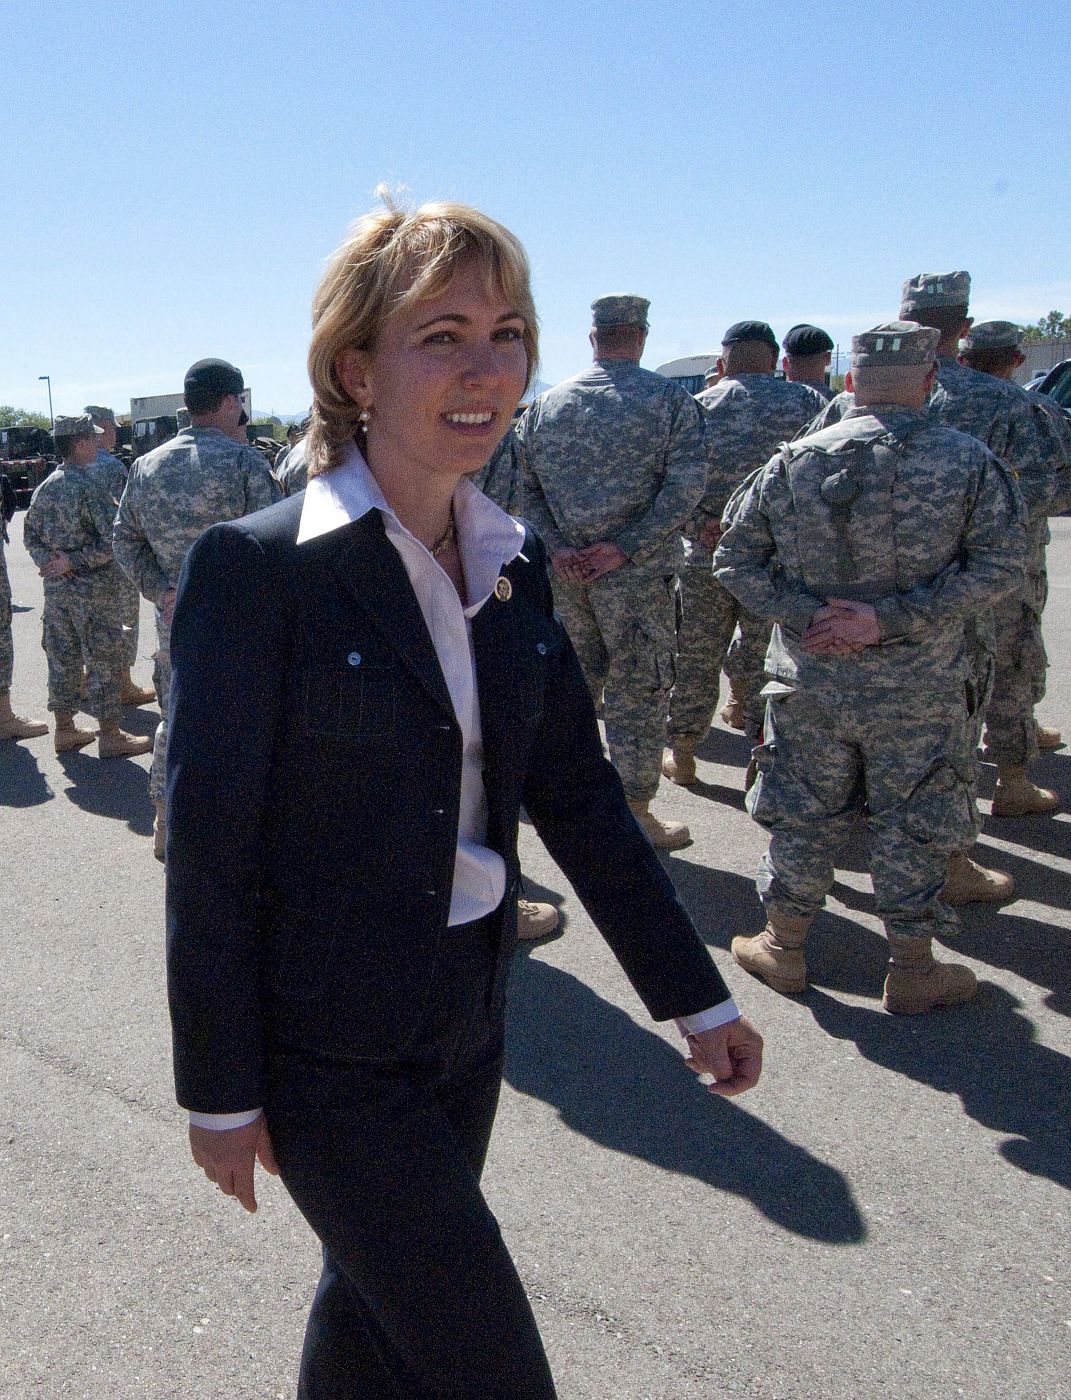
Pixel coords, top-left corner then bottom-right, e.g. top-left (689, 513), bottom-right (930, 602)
top-left (899, 271), bottom-right (971, 315)
top-left (783, 324), bottom-right (834, 356)
top-left (53, 413), bottom-right (103, 439)
top-left (851, 321), bottom-right (940, 369)
top-left (722, 320), bottom-right (779, 350)
top-left (960, 320), bottom-right (1023, 352)
top-left (183, 357), bottom-right (245, 402)
top-left (84, 404), bottom-right (117, 425)
top-left (591, 295), bottom-right (650, 329)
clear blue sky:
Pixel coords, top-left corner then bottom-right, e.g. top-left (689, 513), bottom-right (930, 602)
top-left (3, 0), bottom-right (1067, 418)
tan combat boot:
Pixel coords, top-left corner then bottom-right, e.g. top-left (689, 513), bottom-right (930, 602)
top-left (992, 764), bottom-right (1060, 818)
top-left (662, 742), bottom-right (697, 786)
top-left (731, 910), bottom-right (811, 995)
top-left (0, 689), bottom-right (49, 741)
top-left (516, 898), bottom-right (559, 940)
top-left (120, 671), bottom-right (157, 707)
top-left (54, 711), bottom-right (96, 753)
top-left (942, 851), bottom-right (1015, 907)
top-left (98, 726), bottom-right (153, 759)
top-left (1036, 722), bottom-right (1063, 751)
top-left (153, 801), bottom-right (166, 862)
top-left (719, 679), bottom-right (746, 731)
top-left (627, 799), bottom-right (691, 851)
top-left (882, 934), bottom-right (977, 1014)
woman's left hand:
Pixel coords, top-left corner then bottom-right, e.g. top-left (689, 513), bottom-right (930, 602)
top-left (684, 1017), bottom-right (764, 1097)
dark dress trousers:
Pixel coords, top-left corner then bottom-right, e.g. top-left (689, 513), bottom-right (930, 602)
top-left (166, 493), bottom-right (730, 1397)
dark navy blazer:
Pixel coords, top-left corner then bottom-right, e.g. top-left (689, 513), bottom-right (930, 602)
top-left (165, 493), bottom-right (730, 1112)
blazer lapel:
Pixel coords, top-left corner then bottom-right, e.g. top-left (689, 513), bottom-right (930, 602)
top-left (330, 511), bottom-right (454, 716)
top-left (471, 558), bottom-right (520, 755)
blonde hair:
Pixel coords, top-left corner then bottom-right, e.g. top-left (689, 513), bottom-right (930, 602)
top-left (307, 190), bottom-right (539, 476)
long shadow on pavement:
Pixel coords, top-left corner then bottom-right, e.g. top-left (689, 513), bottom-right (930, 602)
top-left (0, 741), bottom-right (53, 807)
top-left (808, 985), bottom-right (1071, 1192)
top-left (941, 904), bottom-right (1071, 1017)
top-left (504, 948), bottom-right (867, 1244)
top-left (57, 750), bottom-right (154, 834)
top-left (666, 859), bottom-right (889, 999)
top-left (978, 809), bottom-right (1071, 862)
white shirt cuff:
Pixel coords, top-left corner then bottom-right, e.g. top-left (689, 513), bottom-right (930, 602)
top-left (188, 1108), bottom-right (263, 1131)
top-left (675, 998), bottom-right (741, 1036)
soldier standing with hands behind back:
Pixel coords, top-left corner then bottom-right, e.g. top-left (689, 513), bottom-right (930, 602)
top-left (519, 295), bottom-right (708, 848)
top-left (23, 415), bottom-right (152, 759)
top-left (85, 405), bottom-right (156, 709)
top-left (716, 323), bottom-right (1025, 1014)
top-left (665, 322), bottom-right (826, 784)
top-left (114, 359), bottom-right (281, 860)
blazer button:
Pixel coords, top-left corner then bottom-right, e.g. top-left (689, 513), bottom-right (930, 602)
top-left (536, 642), bottom-right (548, 655)
top-left (347, 651), bottom-right (362, 667)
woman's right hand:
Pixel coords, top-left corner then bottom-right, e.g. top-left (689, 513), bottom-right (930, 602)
top-left (189, 1113), bottom-right (280, 1213)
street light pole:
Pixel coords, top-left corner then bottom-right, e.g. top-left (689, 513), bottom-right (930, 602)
top-left (38, 375), bottom-right (54, 433)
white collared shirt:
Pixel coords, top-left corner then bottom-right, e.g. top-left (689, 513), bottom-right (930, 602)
top-left (297, 442), bottom-right (524, 928)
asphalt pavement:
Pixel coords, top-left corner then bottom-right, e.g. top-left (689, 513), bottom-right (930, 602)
top-left (1, 519), bottom-right (1069, 1400)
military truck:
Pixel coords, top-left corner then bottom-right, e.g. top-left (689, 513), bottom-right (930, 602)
top-left (0, 424), bottom-right (56, 508)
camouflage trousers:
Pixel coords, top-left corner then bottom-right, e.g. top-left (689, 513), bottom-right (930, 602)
top-left (149, 613), bottom-right (171, 802)
top-left (109, 571), bottom-right (141, 669)
top-left (669, 564), bottom-right (770, 744)
top-left (747, 686), bottom-right (976, 941)
top-left (91, 560), bottom-right (140, 669)
top-left (983, 570), bottom-right (1047, 768)
top-left (552, 569), bottom-right (677, 803)
top-left (40, 576), bottom-right (124, 725)
top-left (0, 545), bottom-right (13, 691)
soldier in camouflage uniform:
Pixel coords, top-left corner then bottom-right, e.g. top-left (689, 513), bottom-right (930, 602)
top-left (715, 324), bottom-right (1025, 1015)
top-left (0, 474), bottom-right (49, 742)
top-left (85, 406), bottom-right (156, 707)
top-left (897, 274), bottom-right (1069, 821)
top-left (467, 413), bottom-right (560, 939)
top-left (801, 276), bottom-right (1069, 887)
top-left (471, 419), bottom-right (526, 516)
top-left (782, 324), bottom-right (836, 402)
top-left (23, 416), bottom-right (153, 759)
top-left (665, 322), bottom-right (827, 785)
top-left (114, 359), bottom-right (281, 858)
top-left (519, 295), bottom-right (708, 849)
top-left (957, 321), bottom-right (1071, 756)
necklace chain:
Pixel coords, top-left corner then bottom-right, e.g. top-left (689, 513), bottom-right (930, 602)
top-left (430, 507), bottom-right (456, 559)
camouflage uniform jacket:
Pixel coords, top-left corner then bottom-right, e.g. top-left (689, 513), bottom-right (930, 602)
top-left (684, 376), bottom-right (828, 569)
top-left (803, 362), bottom-right (1068, 529)
top-left (517, 360), bottom-right (708, 573)
top-left (279, 440), bottom-right (308, 497)
top-left (23, 463), bottom-right (121, 592)
top-left (471, 426), bottom-right (525, 516)
top-left (713, 405), bottom-right (1026, 698)
top-left (113, 427), bottom-right (281, 604)
top-left (90, 448), bottom-right (128, 504)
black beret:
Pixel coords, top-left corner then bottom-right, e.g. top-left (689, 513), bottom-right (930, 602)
top-left (184, 358), bottom-right (244, 401)
top-left (722, 320), bottom-right (779, 350)
top-left (783, 323), bottom-right (834, 356)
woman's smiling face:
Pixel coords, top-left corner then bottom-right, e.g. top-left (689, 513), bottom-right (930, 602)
top-left (337, 259), bottom-right (530, 486)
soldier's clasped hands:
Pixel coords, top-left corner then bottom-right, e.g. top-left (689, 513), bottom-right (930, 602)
top-left (803, 598), bottom-right (881, 655)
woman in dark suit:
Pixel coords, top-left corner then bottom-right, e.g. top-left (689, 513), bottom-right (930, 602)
top-left (166, 195), bottom-right (762, 1398)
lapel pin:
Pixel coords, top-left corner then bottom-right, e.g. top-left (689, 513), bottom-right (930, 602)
top-left (494, 577), bottom-right (512, 602)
